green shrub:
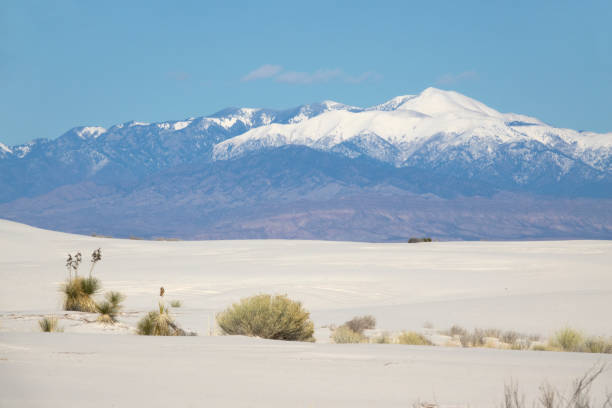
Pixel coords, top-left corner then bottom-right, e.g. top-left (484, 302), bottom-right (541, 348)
top-left (217, 294), bottom-right (314, 342)
top-left (550, 327), bottom-right (584, 352)
top-left (96, 291), bottom-right (125, 324)
top-left (398, 331), bottom-right (432, 346)
top-left (332, 326), bottom-right (365, 344)
top-left (170, 300), bottom-right (182, 308)
top-left (137, 302), bottom-right (185, 336)
top-left (344, 315), bottom-right (376, 334)
top-left (62, 277), bottom-right (99, 312)
top-left (39, 316), bottom-right (63, 332)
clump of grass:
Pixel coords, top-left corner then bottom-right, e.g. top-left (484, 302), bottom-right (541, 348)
top-left (170, 300), bottom-right (182, 308)
top-left (39, 316), bottom-right (63, 332)
top-left (344, 315), bottom-right (376, 334)
top-left (137, 302), bottom-right (186, 336)
top-left (398, 331), bottom-right (433, 346)
top-left (332, 325), bottom-right (365, 344)
top-left (96, 291), bottom-right (125, 324)
top-left (216, 294), bottom-right (314, 342)
top-left (62, 277), bottom-right (100, 312)
top-left (550, 327), bottom-right (584, 352)
top-left (583, 336), bottom-right (612, 354)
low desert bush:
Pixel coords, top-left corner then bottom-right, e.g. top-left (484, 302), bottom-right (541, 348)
top-left (39, 316), bottom-right (63, 332)
top-left (398, 331), bottom-right (433, 346)
top-left (137, 302), bottom-right (186, 336)
top-left (332, 325), bottom-right (365, 344)
top-left (550, 327), bottom-right (584, 352)
top-left (96, 291), bottom-right (125, 324)
top-left (216, 294), bottom-right (314, 341)
top-left (344, 315), bottom-right (376, 334)
top-left (170, 300), bottom-right (182, 308)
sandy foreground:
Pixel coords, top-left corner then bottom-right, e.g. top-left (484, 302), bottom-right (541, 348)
top-left (1, 219), bottom-right (612, 407)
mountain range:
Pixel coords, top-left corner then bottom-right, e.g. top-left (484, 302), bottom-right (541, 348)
top-left (1, 87), bottom-right (611, 241)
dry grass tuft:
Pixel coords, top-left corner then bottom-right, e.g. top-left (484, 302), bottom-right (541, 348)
top-left (170, 300), bottom-right (182, 308)
top-left (39, 316), bottom-right (63, 332)
top-left (332, 325), bottom-right (365, 344)
top-left (398, 331), bottom-right (433, 346)
top-left (137, 302), bottom-right (186, 336)
top-left (217, 294), bottom-right (314, 342)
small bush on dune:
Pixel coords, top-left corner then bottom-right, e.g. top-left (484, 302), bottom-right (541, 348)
top-left (217, 294), bottom-right (314, 342)
top-left (332, 326), bottom-right (365, 344)
top-left (137, 302), bottom-right (186, 336)
top-left (344, 315), bottom-right (376, 334)
top-left (96, 291), bottom-right (125, 324)
top-left (170, 300), bottom-right (182, 308)
top-left (398, 331), bottom-right (432, 346)
top-left (39, 316), bottom-right (63, 332)
top-left (550, 327), bottom-right (584, 352)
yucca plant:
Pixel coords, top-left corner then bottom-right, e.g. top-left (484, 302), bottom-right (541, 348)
top-left (62, 277), bottom-right (99, 312)
top-left (217, 294), bottom-right (315, 341)
top-left (137, 302), bottom-right (185, 336)
top-left (96, 291), bottom-right (125, 324)
top-left (39, 316), bottom-right (63, 333)
top-left (62, 249), bottom-right (103, 312)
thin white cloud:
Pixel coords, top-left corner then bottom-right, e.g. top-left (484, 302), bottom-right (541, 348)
top-left (241, 64), bottom-right (283, 82)
top-left (435, 70), bottom-right (478, 86)
top-left (275, 68), bottom-right (343, 84)
top-left (241, 65), bottom-right (381, 85)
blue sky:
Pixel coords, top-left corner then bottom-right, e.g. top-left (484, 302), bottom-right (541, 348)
top-left (1, 0), bottom-right (611, 145)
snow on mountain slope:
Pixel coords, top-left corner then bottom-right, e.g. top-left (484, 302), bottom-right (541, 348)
top-left (0, 142), bottom-right (11, 154)
top-left (213, 88), bottom-right (612, 171)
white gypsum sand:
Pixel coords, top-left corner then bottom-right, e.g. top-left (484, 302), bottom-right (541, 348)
top-left (0, 219), bottom-right (611, 407)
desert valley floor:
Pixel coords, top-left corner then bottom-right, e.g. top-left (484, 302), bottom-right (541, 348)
top-left (1, 219), bottom-right (611, 407)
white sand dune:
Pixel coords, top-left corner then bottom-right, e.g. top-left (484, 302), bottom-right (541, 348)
top-left (1, 219), bottom-right (612, 407)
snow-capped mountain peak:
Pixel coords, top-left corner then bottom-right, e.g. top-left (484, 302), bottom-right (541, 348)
top-left (75, 126), bottom-right (107, 139)
top-left (212, 88), bottom-right (612, 173)
top-left (0, 142), bottom-right (12, 156)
